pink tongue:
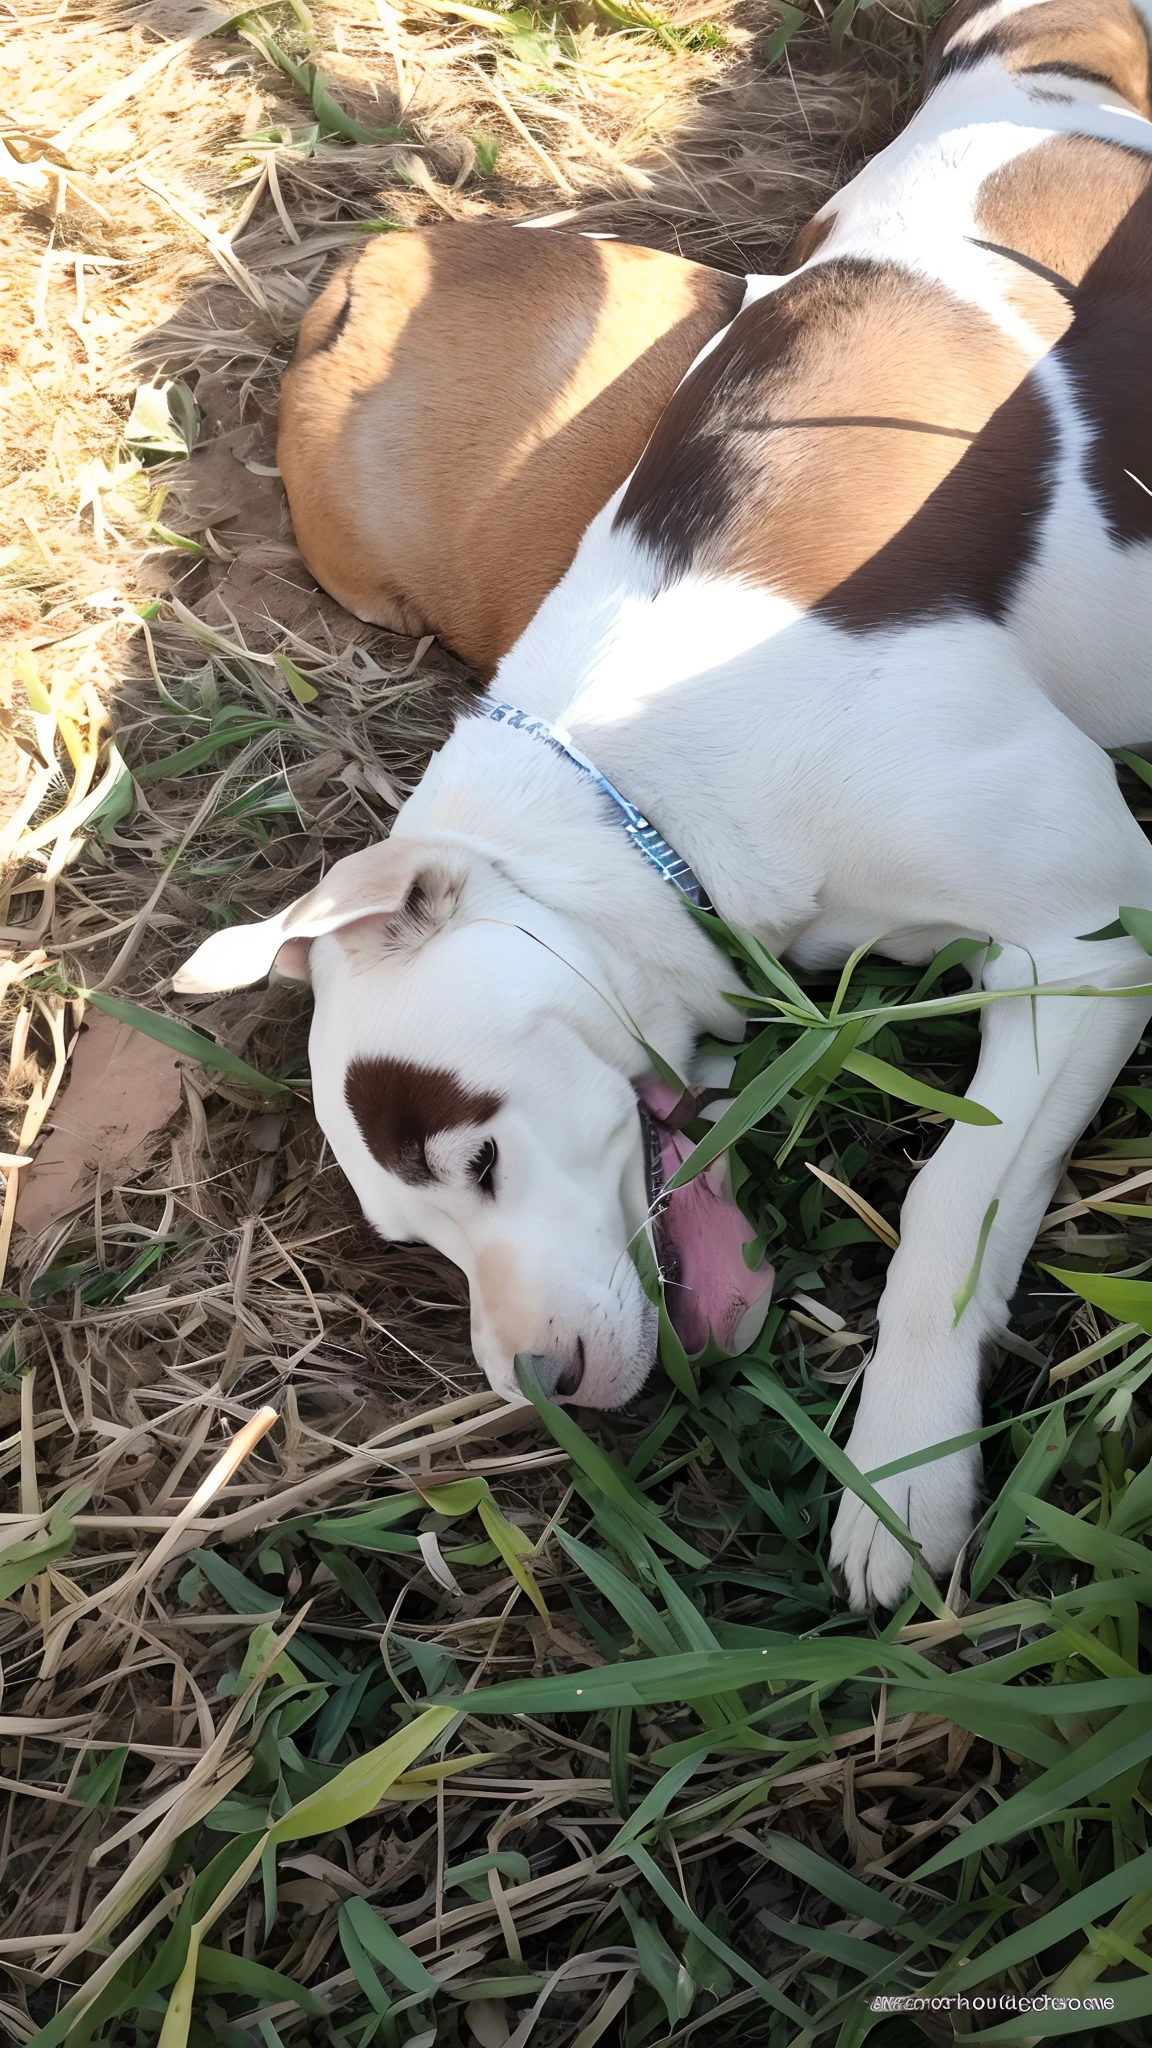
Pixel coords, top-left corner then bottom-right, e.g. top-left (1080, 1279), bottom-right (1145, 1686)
top-left (639, 1080), bottom-right (775, 1358)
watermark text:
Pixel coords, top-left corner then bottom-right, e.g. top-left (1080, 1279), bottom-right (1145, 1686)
top-left (869, 1993), bottom-right (1115, 2015)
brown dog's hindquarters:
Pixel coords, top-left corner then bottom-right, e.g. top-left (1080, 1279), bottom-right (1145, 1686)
top-left (277, 223), bottom-right (744, 674)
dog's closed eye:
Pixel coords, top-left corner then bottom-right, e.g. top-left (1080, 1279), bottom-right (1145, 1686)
top-left (469, 1137), bottom-right (498, 1198)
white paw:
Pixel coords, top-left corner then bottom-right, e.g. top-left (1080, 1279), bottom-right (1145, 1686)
top-left (829, 1429), bottom-right (982, 1611)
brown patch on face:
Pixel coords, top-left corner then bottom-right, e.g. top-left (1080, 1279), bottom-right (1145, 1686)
top-left (278, 222), bottom-right (744, 675)
top-left (926, 0), bottom-right (1152, 114)
top-left (346, 1056), bottom-right (502, 1186)
top-left (617, 259), bottom-right (1053, 630)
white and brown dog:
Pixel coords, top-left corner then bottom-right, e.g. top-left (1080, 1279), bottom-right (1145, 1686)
top-left (179, 0), bottom-right (1152, 1607)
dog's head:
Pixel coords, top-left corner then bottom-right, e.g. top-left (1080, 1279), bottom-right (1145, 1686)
top-left (176, 836), bottom-right (772, 1406)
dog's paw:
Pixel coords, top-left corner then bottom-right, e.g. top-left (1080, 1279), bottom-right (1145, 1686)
top-left (829, 1436), bottom-right (982, 1611)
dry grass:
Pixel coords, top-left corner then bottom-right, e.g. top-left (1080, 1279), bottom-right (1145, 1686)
top-left (16, 3), bottom-right (1148, 2044)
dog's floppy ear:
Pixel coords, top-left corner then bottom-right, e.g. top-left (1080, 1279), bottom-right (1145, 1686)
top-left (173, 839), bottom-right (462, 994)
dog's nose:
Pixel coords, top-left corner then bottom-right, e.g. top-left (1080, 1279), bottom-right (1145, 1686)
top-left (529, 1339), bottom-right (585, 1401)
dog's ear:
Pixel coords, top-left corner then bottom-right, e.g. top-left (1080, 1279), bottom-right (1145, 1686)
top-left (173, 840), bottom-right (464, 994)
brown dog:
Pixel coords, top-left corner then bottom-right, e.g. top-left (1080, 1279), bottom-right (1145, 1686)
top-left (277, 222), bottom-right (744, 674)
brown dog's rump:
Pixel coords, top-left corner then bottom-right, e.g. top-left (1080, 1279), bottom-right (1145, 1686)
top-left (278, 222), bottom-right (744, 674)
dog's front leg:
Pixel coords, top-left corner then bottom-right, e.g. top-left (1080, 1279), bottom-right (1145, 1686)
top-left (830, 934), bottom-right (1152, 1609)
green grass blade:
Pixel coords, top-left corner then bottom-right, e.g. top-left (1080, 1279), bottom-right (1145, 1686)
top-left (915, 1702), bottom-right (1152, 1877)
top-left (908, 936), bottom-right (986, 1003)
top-left (952, 1199), bottom-right (1000, 1326)
top-left (75, 1746), bottom-right (130, 1809)
top-left (895, 1673), bottom-right (1152, 1716)
top-left (311, 1494), bottom-right (424, 1537)
top-left (0, 1497), bottom-right (79, 1601)
top-left (752, 1831), bottom-right (907, 1930)
top-left (444, 1851), bottom-right (530, 1892)
top-left (337, 1907), bottom-right (392, 2016)
top-left (185, 1549), bottom-right (280, 1615)
top-left (933, 1849), bottom-right (1152, 1995)
top-left (879, 1690), bottom-right (1068, 1768)
top-left (632, 1230), bottom-right (698, 1404)
top-left (1112, 748), bottom-right (1152, 791)
top-left (765, 2), bottom-right (807, 61)
top-left (271, 652), bottom-right (319, 703)
top-left (259, 32), bottom-right (402, 141)
top-left (1120, 902), bottom-right (1152, 955)
top-left (514, 1358), bottom-right (708, 1567)
top-left (610, 1706), bottom-right (632, 1819)
top-left (266, 1706), bottom-right (456, 1843)
top-left (627, 1839), bottom-right (808, 2024)
top-left (133, 716), bottom-right (294, 785)
top-left (970, 1406), bottom-right (1068, 1594)
top-left (828, 939), bottom-right (881, 1019)
top-left (195, 1949), bottom-right (324, 2013)
top-left (1015, 1492), bottom-right (1152, 1575)
top-left (619, 1895), bottom-right (693, 2026)
top-left (1041, 1262), bottom-right (1152, 1332)
top-left (842, 1048), bottom-right (1000, 1125)
top-left (83, 990), bottom-right (293, 1101)
top-left (554, 1530), bottom-right (679, 1656)
top-left (340, 1897), bottom-right (438, 1996)
top-left (756, 1904), bottom-right (897, 1973)
top-left (606, 1751), bottom-right (706, 1854)
top-left (477, 1497), bottom-right (548, 1616)
top-left (666, 1031), bottom-right (831, 1188)
top-left (740, 1362), bottom-right (943, 1609)
top-left (434, 1641), bottom-right (934, 1714)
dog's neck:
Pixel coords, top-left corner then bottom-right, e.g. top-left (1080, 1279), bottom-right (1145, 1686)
top-left (393, 701), bottom-right (743, 1078)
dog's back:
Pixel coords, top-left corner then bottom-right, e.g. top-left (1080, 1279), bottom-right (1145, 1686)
top-left (605, 0), bottom-right (1152, 749)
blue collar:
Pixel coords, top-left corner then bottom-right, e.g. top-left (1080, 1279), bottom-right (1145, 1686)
top-left (481, 699), bottom-right (712, 910)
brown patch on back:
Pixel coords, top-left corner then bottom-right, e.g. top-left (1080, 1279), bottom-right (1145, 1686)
top-left (616, 259), bottom-right (1053, 630)
top-left (1054, 161), bottom-right (1152, 544)
top-left (967, 244), bottom-right (1075, 348)
top-left (926, 0), bottom-right (1152, 114)
top-left (975, 132), bottom-right (1152, 543)
top-left (977, 134), bottom-right (1152, 292)
top-left (346, 1056), bottom-right (503, 1186)
top-left (278, 223), bottom-right (744, 674)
